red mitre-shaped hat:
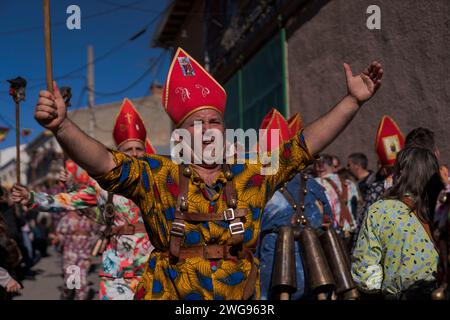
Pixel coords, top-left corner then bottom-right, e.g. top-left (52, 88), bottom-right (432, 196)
top-left (287, 113), bottom-right (303, 138)
top-left (375, 115), bottom-right (405, 166)
top-left (65, 159), bottom-right (91, 184)
top-left (145, 138), bottom-right (156, 154)
top-left (162, 48), bottom-right (227, 126)
top-left (259, 108), bottom-right (290, 153)
top-left (113, 98), bottom-right (147, 147)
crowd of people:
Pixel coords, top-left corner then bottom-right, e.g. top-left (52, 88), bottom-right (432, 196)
top-left (0, 181), bottom-right (62, 299)
top-left (0, 47), bottom-right (449, 300)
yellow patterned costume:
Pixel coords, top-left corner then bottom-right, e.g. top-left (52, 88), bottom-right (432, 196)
top-left (94, 130), bottom-right (313, 300)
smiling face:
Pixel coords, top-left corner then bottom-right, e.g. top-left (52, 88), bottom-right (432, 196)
top-left (118, 140), bottom-right (146, 158)
top-left (179, 108), bottom-right (225, 162)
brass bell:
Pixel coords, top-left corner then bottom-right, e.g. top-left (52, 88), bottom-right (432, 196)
top-left (303, 188), bottom-right (308, 195)
top-left (300, 205), bottom-right (305, 212)
top-left (271, 226), bottom-right (297, 298)
top-left (224, 170), bottom-right (233, 180)
top-left (319, 228), bottom-right (355, 294)
top-left (183, 166), bottom-right (192, 177)
top-left (298, 226), bottom-right (335, 294)
top-left (292, 204), bottom-right (297, 210)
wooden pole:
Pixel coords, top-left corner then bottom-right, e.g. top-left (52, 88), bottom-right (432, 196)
top-left (87, 46), bottom-right (95, 138)
top-left (15, 102), bottom-right (20, 184)
top-left (43, 0), bottom-right (53, 93)
top-left (15, 101), bottom-right (21, 217)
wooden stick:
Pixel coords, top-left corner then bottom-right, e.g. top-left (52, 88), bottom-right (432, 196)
top-left (15, 101), bottom-right (20, 184)
top-left (15, 101), bottom-right (21, 216)
top-left (43, 0), bottom-right (53, 93)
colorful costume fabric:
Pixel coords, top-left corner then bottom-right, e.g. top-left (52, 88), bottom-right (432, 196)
top-left (30, 180), bottom-right (153, 300)
top-left (56, 210), bottom-right (98, 300)
top-left (258, 174), bottom-right (332, 300)
top-left (314, 173), bottom-right (359, 233)
top-left (352, 199), bottom-right (439, 298)
top-left (93, 131), bottom-right (314, 300)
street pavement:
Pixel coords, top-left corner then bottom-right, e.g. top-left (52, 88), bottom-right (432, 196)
top-left (14, 247), bottom-right (101, 300)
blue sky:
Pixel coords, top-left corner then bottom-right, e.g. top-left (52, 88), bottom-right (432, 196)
top-left (0, 0), bottom-right (171, 148)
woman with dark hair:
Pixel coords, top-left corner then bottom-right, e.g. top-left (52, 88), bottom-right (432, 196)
top-left (352, 147), bottom-right (444, 299)
top-left (0, 214), bottom-right (23, 299)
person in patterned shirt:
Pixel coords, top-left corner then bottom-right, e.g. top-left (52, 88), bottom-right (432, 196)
top-left (352, 147), bottom-right (444, 299)
top-left (314, 154), bottom-right (360, 252)
top-left (12, 99), bottom-right (155, 300)
top-left (33, 48), bottom-right (383, 300)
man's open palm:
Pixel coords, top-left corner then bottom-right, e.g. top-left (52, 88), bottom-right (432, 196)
top-left (344, 61), bottom-right (383, 104)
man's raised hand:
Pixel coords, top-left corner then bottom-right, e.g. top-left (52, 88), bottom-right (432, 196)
top-left (34, 81), bottom-right (67, 132)
top-left (344, 61), bottom-right (383, 105)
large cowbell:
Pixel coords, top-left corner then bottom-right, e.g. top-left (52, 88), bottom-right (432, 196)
top-left (319, 227), bottom-right (358, 298)
top-left (271, 226), bottom-right (297, 299)
top-left (297, 225), bottom-right (335, 295)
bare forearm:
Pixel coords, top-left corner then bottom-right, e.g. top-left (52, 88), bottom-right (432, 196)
top-left (54, 118), bottom-right (115, 175)
top-left (303, 95), bottom-right (360, 155)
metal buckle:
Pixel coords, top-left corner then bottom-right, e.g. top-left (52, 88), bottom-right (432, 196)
top-left (223, 208), bottom-right (235, 221)
top-left (229, 222), bottom-right (245, 235)
top-left (170, 222), bottom-right (185, 237)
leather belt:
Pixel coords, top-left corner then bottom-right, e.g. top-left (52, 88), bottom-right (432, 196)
top-left (111, 223), bottom-right (146, 235)
top-left (174, 208), bottom-right (247, 222)
top-left (158, 244), bottom-right (252, 260)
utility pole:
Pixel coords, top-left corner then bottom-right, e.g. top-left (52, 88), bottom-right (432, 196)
top-left (87, 45), bottom-right (95, 138)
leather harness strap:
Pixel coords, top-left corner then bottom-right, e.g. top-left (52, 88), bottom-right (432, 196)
top-left (169, 164), bottom-right (247, 259)
top-left (160, 244), bottom-right (248, 260)
top-left (400, 196), bottom-right (439, 252)
top-left (173, 209), bottom-right (247, 221)
top-left (223, 166), bottom-right (245, 246)
top-left (166, 164), bottom-right (257, 299)
top-left (281, 174), bottom-right (308, 226)
top-left (169, 164), bottom-right (189, 260)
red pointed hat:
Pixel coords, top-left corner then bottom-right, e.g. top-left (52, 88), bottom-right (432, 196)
top-left (287, 113), bottom-right (303, 138)
top-left (113, 98), bottom-right (147, 147)
top-left (259, 108), bottom-right (290, 152)
top-left (375, 115), bottom-right (405, 166)
top-left (145, 137), bottom-right (156, 154)
top-left (162, 48), bottom-right (227, 126)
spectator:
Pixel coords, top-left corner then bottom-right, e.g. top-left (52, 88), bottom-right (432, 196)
top-left (352, 147), bottom-right (444, 299)
top-left (0, 214), bottom-right (23, 300)
top-left (332, 155), bottom-right (342, 173)
top-left (347, 153), bottom-right (376, 198)
top-left (314, 154), bottom-right (360, 251)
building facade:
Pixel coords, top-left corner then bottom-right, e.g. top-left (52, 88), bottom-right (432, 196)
top-left (152, 0), bottom-right (450, 168)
